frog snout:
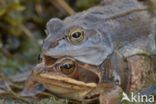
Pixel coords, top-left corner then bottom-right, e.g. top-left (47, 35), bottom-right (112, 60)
top-left (43, 41), bottom-right (58, 50)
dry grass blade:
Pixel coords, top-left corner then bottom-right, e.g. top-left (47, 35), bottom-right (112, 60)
top-left (19, 24), bottom-right (33, 38)
top-left (51, 0), bottom-right (75, 16)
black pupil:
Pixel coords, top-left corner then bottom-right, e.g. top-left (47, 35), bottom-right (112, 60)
top-left (72, 32), bottom-right (81, 38)
top-left (60, 63), bottom-right (74, 74)
top-left (63, 64), bottom-right (73, 69)
top-left (60, 64), bottom-right (74, 74)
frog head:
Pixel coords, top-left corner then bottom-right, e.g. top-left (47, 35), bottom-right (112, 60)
top-left (24, 56), bottom-right (103, 101)
top-left (22, 56), bottom-right (122, 102)
top-left (42, 18), bottom-right (113, 65)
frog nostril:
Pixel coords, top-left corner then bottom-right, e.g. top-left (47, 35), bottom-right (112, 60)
top-left (43, 41), bottom-right (58, 50)
top-left (50, 41), bottom-right (59, 48)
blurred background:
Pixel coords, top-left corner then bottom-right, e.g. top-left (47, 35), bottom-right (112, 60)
top-left (0, 0), bottom-right (101, 75)
top-left (0, 0), bottom-right (155, 104)
top-left (0, 0), bottom-right (101, 103)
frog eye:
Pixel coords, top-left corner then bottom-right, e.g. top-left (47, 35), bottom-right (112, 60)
top-left (67, 30), bottom-right (84, 45)
top-left (59, 61), bottom-right (76, 75)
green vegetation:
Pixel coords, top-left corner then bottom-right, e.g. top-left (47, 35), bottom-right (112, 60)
top-left (0, 0), bottom-right (99, 103)
top-left (0, 0), bottom-right (155, 104)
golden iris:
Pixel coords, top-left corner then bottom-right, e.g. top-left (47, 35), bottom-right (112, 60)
top-left (60, 62), bottom-right (75, 75)
top-left (67, 30), bottom-right (84, 45)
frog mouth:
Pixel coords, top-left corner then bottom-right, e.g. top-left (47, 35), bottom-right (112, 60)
top-left (39, 73), bottom-right (97, 88)
top-left (37, 73), bottom-right (97, 100)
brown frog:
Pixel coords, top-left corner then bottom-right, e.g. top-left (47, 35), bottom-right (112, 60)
top-left (22, 57), bottom-right (122, 104)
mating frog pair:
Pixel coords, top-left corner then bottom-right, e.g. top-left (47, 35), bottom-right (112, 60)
top-left (22, 0), bottom-right (156, 103)
top-left (42, 0), bottom-right (156, 93)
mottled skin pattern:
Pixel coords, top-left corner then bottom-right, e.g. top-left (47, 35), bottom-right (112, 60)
top-left (22, 0), bottom-right (156, 104)
top-left (22, 57), bottom-right (122, 104)
top-left (42, 0), bottom-right (156, 93)
top-left (127, 55), bottom-right (155, 92)
top-left (43, 0), bottom-right (155, 65)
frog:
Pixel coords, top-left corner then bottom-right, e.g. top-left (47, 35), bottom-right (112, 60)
top-left (22, 57), bottom-right (122, 104)
top-left (42, 0), bottom-right (156, 92)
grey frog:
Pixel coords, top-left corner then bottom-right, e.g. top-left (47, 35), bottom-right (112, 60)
top-left (42, 0), bottom-right (156, 65)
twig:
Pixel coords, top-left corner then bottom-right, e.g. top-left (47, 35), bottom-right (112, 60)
top-left (19, 24), bottom-right (33, 38)
top-left (4, 80), bottom-right (30, 103)
top-left (50, 0), bottom-right (75, 16)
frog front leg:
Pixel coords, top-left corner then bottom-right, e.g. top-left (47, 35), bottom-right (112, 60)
top-left (21, 64), bottom-right (46, 97)
top-left (21, 76), bottom-right (42, 97)
top-left (126, 54), bottom-right (155, 92)
top-left (85, 83), bottom-right (122, 104)
top-left (99, 85), bottom-right (122, 104)
top-left (110, 52), bottom-right (155, 92)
